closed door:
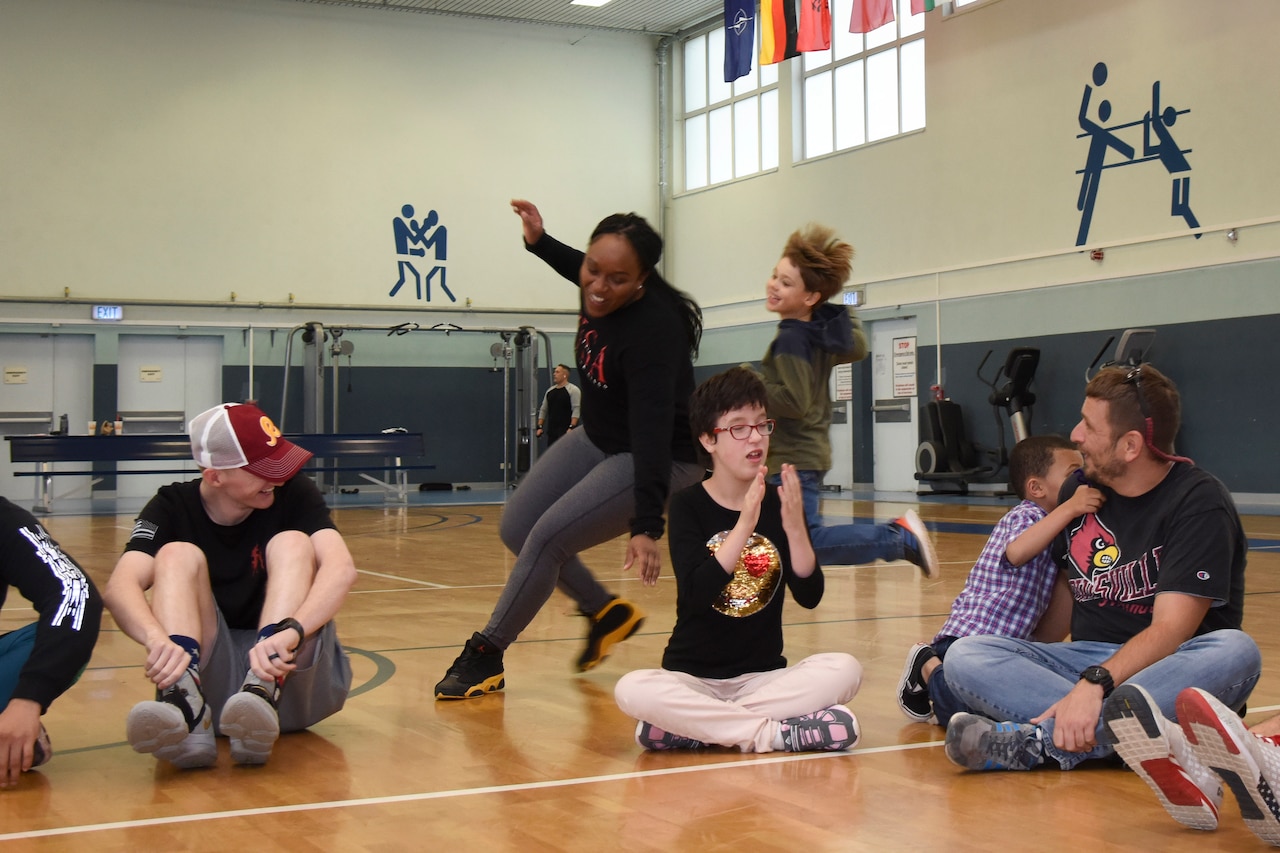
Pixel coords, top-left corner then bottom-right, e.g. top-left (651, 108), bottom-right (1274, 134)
top-left (116, 335), bottom-right (222, 498)
top-left (0, 334), bottom-right (94, 504)
top-left (869, 317), bottom-right (919, 493)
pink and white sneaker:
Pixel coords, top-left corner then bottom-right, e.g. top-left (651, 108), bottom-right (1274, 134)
top-left (1178, 686), bottom-right (1280, 846)
top-left (635, 721), bottom-right (705, 751)
top-left (780, 705), bottom-right (860, 752)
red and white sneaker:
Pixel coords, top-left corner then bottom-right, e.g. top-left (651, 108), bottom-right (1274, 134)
top-left (1178, 686), bottom-right (1280, 846)
top-left (1101, 683), bottom-right (1222, 831)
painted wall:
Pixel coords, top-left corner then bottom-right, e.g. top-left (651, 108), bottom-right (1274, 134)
top-left (670, 0), bottom-right (1280, 323)
top-left (0, 0), bottom-right (660, 313)
top-left (3, 0), bottom-right (1279, 495)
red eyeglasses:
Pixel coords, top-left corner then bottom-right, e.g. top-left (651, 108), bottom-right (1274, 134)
top-left (712, 420), bottom-right (776, 440)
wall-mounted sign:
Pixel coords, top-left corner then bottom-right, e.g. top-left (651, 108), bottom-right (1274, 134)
top-left (93, 305), bottom-right (124, 321)
top-left (3, 367), bottom-right (28, 385)
top-left (833, 363), bottom-right (853, 401)
top-left (892, 336), bottom-right (918, 398)
top-left (139, 366), bottom-right (163, 383)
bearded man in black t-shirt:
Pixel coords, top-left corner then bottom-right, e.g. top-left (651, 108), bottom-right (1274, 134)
top-left (939, 364), bottom-right (1259, 826)
top-left (104, 403), bottom-right (356, 769)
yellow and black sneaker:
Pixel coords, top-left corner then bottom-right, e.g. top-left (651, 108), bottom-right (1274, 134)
top-left (435, 632), bottom-right (506, 699)
top-left (576, 597), bottom-right (645, 672)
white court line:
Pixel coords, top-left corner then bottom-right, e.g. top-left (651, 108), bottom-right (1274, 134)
top-left (355, 568), bottom-right (452, 589)
top-left (0, 741), bottom-right (941, 841)
top-left (349, 572), bottom-right (651, 594)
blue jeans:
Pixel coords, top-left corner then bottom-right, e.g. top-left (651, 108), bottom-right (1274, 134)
top-left (927, 636), bottom-right (968, 728)
top-left (768, 469), bottom-right (903, 567)
top-left (943, 629), bottom-right (1262, 770)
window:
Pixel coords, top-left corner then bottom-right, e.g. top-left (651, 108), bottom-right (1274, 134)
top-left (799, 0), bottom-right (926, 159)
top-left (682, 26), bottom-right (779, 192)
top-left (679, 0), bottom-right (928, 192)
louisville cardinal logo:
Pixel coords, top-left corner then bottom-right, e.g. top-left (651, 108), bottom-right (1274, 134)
top-left (1067, 512), bottom-right (1120, 579)
top-left (1065, 512), bottom-right (1157, 607)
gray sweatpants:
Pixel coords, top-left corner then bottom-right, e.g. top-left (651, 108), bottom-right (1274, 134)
top-left (202, 612), bottom-right (352, 734)
top-left (482, 426), bottom-right (704, 648)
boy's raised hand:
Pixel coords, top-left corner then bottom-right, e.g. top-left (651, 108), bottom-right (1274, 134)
top-left (1065, 482), bottom-right (1106, 516)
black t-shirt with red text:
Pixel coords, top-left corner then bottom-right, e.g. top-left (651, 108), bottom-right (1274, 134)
top-left (124, 476), bottom-right (335, 629)
top-left (1053, 462), bottom-right (1245, 645)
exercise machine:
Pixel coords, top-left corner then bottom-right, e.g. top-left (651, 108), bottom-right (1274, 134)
top-left (1085, 327), bottom-right (1155, 379)
top-left (914, 346), bottom-right (1040, 495)
top-left (275, 321), bottom-right (553, 490)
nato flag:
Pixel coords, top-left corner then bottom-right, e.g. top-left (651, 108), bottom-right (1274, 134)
top-left (725, 0), bottom-right (755, 82)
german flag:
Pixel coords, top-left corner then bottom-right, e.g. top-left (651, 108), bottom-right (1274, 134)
top-left (760, 0), bottom-right (799, 66)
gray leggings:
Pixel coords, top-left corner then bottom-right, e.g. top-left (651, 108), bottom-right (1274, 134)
top-left (482, 426), bottom-right (704, 648)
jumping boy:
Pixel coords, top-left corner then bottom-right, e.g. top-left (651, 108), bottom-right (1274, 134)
top-left (757, 223), bottom-right (938, 577)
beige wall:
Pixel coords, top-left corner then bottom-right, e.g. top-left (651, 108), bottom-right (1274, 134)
top-left (0, 0), bottom-right (660, 315)
top-left (667, 0), bottom-right (1280, 334)
top-left (4, 0), bottom-right (1279, 346)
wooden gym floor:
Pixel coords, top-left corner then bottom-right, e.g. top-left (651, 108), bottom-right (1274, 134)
top-left (1, 493), bottom-right (1278, 851)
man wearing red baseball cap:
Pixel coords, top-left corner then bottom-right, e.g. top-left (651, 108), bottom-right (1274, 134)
top-left (103, 402), bottom-right (357, 768)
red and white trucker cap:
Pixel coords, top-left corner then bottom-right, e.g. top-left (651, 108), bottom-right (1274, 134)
top-left (188, 403), bottom-right (312, 481)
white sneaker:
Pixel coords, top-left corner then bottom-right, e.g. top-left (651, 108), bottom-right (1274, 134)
top-left (1101, 683), bottom-right (1222, 831)
top-left (1179, 686), bottom-right (1280, 846)
top-left (127, 700), bottom-right (216, 769)
top-left (220, 689), bottom-right (280, 766)
top-left (127, 670), bottom-right (216, 769)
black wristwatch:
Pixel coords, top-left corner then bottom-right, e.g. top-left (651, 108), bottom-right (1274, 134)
top-left (637, 530), bottom-right (662, 541)
top-left (1079, 665), bottom-right (1115, 697)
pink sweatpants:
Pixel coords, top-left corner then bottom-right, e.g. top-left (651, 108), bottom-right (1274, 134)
top-left (614, 652), bottom-right (863, 753)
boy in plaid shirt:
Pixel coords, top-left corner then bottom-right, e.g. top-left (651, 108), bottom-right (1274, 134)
top-left (896, 435), bottom-right (1103, 725)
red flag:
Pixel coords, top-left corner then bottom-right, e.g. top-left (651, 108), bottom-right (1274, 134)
top-left (850, 0), bottom-right (894, 33)
top-left (760, 0), bottom-right (800, 65)
top-left (798, 0), bottom-right (832, 53)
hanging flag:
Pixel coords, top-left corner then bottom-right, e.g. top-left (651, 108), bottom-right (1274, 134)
top-left (910, 0), bottom-right (936, 14)
top-left (850, 0), bottom-right (894, 33)
top-left (798, 0), bottom-right (832, 53)
top-left (724, 0), bottom-right (756, 82)
top-left (760, 0), bottom-right (799, 66)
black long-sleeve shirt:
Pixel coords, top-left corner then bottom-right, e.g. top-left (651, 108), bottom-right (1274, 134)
top-left (526, 232), bottom-right (697, 538)
top-left (661, 483), bottom-right (824, 679)
top-left (0, 497), bottom-right (102, 711)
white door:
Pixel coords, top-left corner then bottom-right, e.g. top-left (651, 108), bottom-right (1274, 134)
top-left (0, 334), bottom-right (94, 504)
top-left (116, 335), bottom-right (222, 498)
top-left (827, 369), bottom-right (855, 490)
top-left (869, 317), bottom-right (919, 493)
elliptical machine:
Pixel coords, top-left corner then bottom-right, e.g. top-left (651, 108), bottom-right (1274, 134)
top-left (915, 346), bottom-right (1040, 495)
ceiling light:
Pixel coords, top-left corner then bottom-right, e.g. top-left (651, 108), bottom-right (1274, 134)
top-left (570, 0), bottom-right (614, 7)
